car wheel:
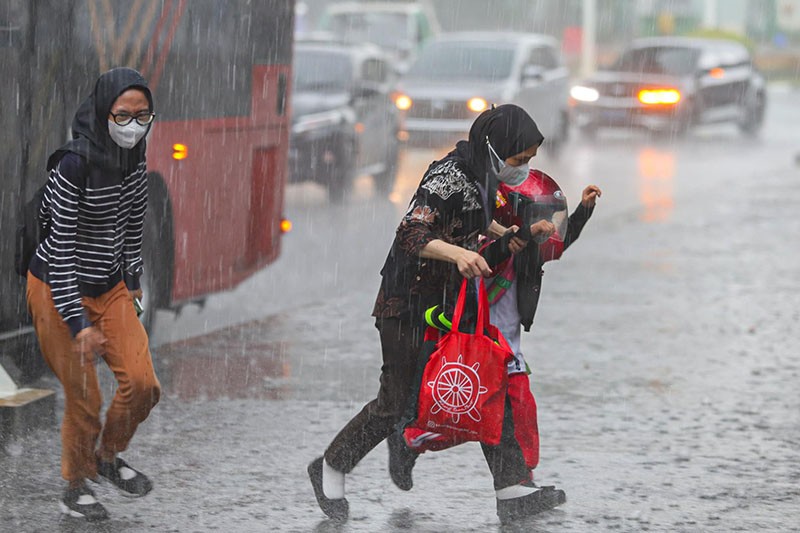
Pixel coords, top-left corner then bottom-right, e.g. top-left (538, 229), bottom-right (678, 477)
top-left (669, 99), bottom-right (694, 138)
top-left (545, 111), bottom-right (570, 159)
top-left (373, 138), bottom-right (399, 196)
top-left (327, 143), bottom-right (355, 204)
top-left (738, 91), bottom-right (765, 137)
top-left (140, 178), bottom-right (173, 334)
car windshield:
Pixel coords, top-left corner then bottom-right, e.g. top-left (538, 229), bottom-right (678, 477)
top-left (327, 12), bottom-right (411, 50)
top-left (611, 46), bottom-right (699, 75)
top-left (293, 49), bottom-right (352, 92)
top-left (406, 41), bottom-right (516, 81)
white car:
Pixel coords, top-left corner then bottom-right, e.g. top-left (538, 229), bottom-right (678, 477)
top-left (393, 32), bottom-right (571, 155)
top-left (318, 1), bottom-right (441, 74)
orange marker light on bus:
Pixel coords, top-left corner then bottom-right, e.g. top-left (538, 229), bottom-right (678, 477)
top-left (280, 218), bottom-right (292, 233)
top-left (709, 67), bottom-right (725, 79)
top-left (172, 143), bottom-right (188, 160)
top-left (638, 89), bottom-right (681, 105)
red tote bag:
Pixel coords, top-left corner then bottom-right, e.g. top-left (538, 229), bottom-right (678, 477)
top-left (410, 277), bottom-right (514, 446)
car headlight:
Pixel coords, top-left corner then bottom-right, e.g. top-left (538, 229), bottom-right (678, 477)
top-left (394, 93), bottom-right (413, 111)
top-left (570, 85), bottom-right (599, 102)
top-left (467, 97), bottom-right (488, 113)
top-left (292, 110), bottom-right (348, 135)
top-left (638, 88), bottom-right (681, 105)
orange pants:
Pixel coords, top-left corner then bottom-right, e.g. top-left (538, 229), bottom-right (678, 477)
top-left (27, 274), bottom-right (161, 482)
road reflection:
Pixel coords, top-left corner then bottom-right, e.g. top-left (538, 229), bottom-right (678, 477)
top-left (155, 316), bottom-right (291, 400)
top-left (637, 146), bottom-right (675, 223)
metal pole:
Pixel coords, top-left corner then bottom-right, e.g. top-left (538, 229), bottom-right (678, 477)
top-left (581, 0), bottom-right (597, 78)
top-left (703, 0), bottom-right (718, 28)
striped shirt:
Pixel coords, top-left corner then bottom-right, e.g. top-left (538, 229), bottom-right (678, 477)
top-left (30, 152), bottom-right (147, 336)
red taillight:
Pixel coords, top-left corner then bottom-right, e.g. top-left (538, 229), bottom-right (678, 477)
top-left (638, 89), bottom-right (681, 105)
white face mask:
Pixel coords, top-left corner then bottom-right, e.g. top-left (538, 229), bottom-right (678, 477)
top-left (108, 120), bottom-right (149, 149)
top-left (495, 160), bottom-right (529, 186)
top-left (487, 140), bottom-right (529, 187)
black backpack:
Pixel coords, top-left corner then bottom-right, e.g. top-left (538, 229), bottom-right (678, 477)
top-left (14, 184), bottom-right (49, 277)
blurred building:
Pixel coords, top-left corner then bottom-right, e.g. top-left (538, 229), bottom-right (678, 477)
top-left (300, 0), bottom-right (797, 42)
top-left (297, 1), bottom-right (799, 77)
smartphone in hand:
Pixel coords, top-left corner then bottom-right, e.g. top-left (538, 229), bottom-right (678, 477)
top-left (513, 225), bottom-right (532, 242)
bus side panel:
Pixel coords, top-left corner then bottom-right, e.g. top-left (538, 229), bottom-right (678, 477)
top-left (144, 1), bottom-right (293, 303)
top-left (147, 68), bottom-right (290, 302)
top-left (146, 119), bottom-right (270, 301)
top-left (3, 0), bottom-right (293, 318)
top-left (0, 0), bottom-right (79, 335)
top-left (248, 146), bottom-right (282, 268)
top-left (0, 1), bottom-right (29, 333)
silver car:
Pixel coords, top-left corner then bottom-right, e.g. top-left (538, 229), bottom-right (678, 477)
top-left (393, 32), bottom-right (570, 154)
top-left (569, 37), bottom-right (767, 137)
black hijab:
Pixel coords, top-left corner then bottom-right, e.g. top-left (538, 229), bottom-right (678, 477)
top-left (449, 104), bottom-right (544, 181)
top-left (47, 67), bottom-right (153, 175)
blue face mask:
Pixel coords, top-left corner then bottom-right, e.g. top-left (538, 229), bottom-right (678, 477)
top-left (487, 139), bottom-right (529, 187)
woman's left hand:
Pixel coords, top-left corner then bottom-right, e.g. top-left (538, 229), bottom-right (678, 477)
top-left (582, 185), bottom-right (602, 208)
top-left (130, 288), bottom-right (143, 301)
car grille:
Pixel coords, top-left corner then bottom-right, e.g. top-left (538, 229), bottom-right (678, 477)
top-left (594, 81), bottom-right (642, 98)
top-left (407, 99), bottom-right (472, 120)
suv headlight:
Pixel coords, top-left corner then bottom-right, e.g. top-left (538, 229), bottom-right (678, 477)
top-left (394, 93), bottom-right (413, 111)
top-left (570, 86), bottom-right (600, 102)
top-left (467, 97), bottom-right (488, 113)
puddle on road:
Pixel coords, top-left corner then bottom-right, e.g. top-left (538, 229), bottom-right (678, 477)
top-left (154, 316), bottom-right (292, 401)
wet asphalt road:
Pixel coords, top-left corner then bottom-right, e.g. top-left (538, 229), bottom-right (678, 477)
top-left (2, 86), bottom-right (799, 532)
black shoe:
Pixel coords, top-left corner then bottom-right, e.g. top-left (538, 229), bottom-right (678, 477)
top-left (307, 457), bottom-right (349, 521)
top-left (97, 457), bottom-right (153, 497)
top-left (60, 484), bottom-right (109, 521)
top-left (496, 485), bottom-right (566, 525)
top-left (387, 431), bottom-right (417, 491)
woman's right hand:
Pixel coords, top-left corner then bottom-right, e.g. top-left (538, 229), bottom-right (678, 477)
top-left (419, 239), bottom-right (492, 278)
top-left (455, 249), bottom-right (492, 278)
top-left (73, 326), bottom-right (107, 357)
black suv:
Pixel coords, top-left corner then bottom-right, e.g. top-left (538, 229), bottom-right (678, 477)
top-left (289, 39), bottom-right (401, 201)
top-left (570, 37), bottom-right (767, 137)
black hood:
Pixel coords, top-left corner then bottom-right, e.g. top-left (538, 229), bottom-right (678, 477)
top-left (435, 104), bottom-right (542, 226)
top-left (447, 104), bottom-right (544, 182)
top-left (48, 67), bottom-right (153, 175)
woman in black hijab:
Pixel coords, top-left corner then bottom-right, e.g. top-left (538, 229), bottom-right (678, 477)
top-left (26, 68), bottom-right (160, 522)
top-left (308, 105), bottom-right (562, 524)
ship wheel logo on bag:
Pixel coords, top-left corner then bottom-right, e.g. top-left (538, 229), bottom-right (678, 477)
top-left (427, 354), bottom-right (489, 423)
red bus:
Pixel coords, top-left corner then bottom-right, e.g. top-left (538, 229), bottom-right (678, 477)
top-left (0, 0), bottom-right (294, 380)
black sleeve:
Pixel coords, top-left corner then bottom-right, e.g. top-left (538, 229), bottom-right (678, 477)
top-left (563, 203), bottom-right (595, 251)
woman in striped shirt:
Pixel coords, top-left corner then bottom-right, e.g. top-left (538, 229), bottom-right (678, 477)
top-left (26, 67), bottom-right (160, 522)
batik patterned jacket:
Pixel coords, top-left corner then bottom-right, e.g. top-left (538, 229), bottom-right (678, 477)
top-left (373, 158), bottom-right (491, 321)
